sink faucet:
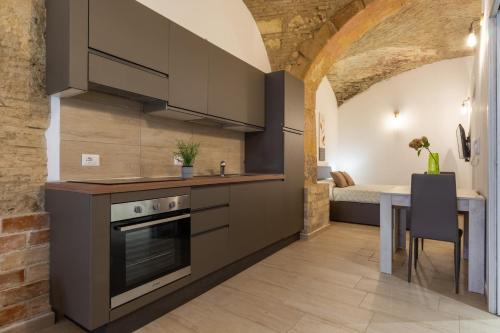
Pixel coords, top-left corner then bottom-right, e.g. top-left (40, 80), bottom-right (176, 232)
top-left (220, 161), bottom-right (226, 177)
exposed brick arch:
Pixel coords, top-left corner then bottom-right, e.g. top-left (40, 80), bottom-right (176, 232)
top-left (303, 0), bottom-right (409, 185)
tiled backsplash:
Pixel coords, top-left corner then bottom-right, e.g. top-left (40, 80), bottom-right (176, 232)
top-left (60, 92), bottom-right (244, 180)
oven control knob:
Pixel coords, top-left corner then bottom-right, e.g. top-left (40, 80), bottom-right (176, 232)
top-left (152, 202), bottom-right (160, 210)
top-left (134, 206), bottom-right (143, 214)
top-left (169, 202), bottom-right (176, 209)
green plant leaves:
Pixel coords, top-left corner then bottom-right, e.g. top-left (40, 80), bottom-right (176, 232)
top-left (174, 140), bottom-right (200, 167)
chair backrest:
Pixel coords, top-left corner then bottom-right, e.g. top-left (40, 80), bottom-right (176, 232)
top-left (410, 174), bottom-right (458, 242)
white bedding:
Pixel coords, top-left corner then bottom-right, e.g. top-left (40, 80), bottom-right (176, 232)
top-left (317, 180), bottom-right (395, 204)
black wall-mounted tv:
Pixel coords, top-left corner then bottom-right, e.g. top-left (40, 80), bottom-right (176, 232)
top-left (456, 124), bottom-right (471, 162)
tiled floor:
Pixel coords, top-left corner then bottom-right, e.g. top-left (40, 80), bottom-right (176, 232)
top-left (45, 222), bottom-right (499, 333)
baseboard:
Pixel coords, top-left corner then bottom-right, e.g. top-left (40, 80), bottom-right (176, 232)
top-left (300, 223), bottom-right (330, 239)
top-left (0, 312), bottom-right (55, 333)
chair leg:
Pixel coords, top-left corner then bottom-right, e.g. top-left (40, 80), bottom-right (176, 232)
top-left (421, 238), bottom-right (424, 251)
top-left (408, 236), bottom-right (413, 283)
top-left (414, 237), bottom-right (419, 269)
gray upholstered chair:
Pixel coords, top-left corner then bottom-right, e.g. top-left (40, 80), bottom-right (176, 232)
top-left (408, 173), bottom-right (463, 293)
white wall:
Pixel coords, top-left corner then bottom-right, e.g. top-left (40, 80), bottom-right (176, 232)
top-left (334, 57), bottom-right (473, 188)
top-left (137, 0), bottom-right (271, 73)
top-left (315, 77), bottom-right (339, 167)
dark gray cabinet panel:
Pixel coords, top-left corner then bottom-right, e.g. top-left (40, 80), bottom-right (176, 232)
top-left (191, 227), bottom-right (229, 280)
top-left (228, 181), bottom-right (285, 262)
top-left (284, 73), bottom-right (305, 132)
top-left (191, 185), bottom-right (229, 210)
top-left (208, 45), bottom-right (265, 127)
top-left (191, 207), bottom-right (229, 235)
top-left (169, 23), bottom-right (209, 113)
top-left (88, 52), bottom-right (169, 101)
top-left (88, 0), bottom-right (169, 74)
top-left (46, 0), bottom-right (88, 95)
top-left (283, 132), bottom-right (305, 236)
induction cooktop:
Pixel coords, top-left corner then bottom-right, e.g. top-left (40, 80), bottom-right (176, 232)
top-left (68, 177), bottom-right (183, 185)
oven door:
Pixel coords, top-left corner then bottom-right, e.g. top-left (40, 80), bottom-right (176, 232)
top-left (110, 210), bottom-right (191, 308)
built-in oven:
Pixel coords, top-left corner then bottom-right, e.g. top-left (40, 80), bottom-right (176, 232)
top-left (110, 195), bottom-right (191, 309)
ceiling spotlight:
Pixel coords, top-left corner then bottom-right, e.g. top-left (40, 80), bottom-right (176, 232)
top-left (467, 22), bottom-right (477, 48)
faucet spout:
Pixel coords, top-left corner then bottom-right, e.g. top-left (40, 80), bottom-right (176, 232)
top-left (220, 161), bottom-right (226, 177)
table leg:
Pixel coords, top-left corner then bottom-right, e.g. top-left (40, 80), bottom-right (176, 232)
top-left (380, 193), bottom-right (393, 274)
top-left (463, 212), bottom-right (469, 260)
top-left (398, 209), bottom-right (407, 250)
top-left (468, 200), bottom-right (485, 294)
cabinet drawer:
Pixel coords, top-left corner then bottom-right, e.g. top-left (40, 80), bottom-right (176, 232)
top-left (191, 227), bottom-right (229, 279)
top-left (191, 207), bottom-right (229, 235)
top-left (191, 185), bottom-right (229, 210)
top-left (88, 53), bottom-right (169, 101)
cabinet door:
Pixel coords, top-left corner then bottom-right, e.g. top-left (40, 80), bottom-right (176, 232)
top-left (208, 45), bottom-right (265, 127)
top-left (191, 227), bottom-right (229, 280)
top-left (283, 132), bottom-right (305, 236)
top-left (89, 0), bottom-right (169, 74)
top-left (169, 23), bottom-right (209, 113)
top-left (284, 73), bottom-right (305, 132)
top-left (228, 181), bottom-right (284, 262)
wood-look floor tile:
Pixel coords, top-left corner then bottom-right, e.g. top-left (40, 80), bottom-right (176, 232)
top-left (196, 285), bottom-right (305, 332)
top-left (367, 313), bottom-right (459, 333)
top-left (288, 314), bottom-right (361, 333)
top-left (355, 277), bottom-right (441, 310)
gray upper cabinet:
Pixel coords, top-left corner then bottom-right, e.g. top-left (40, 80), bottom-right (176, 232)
top-left (284, 72), bottom-right (305, 132)
top-left (88, 0), bottom-right (169, 74)
top-left (169, 23), bottom-right (209, 113)
top-left (208, 45), bottom-right (265, 127)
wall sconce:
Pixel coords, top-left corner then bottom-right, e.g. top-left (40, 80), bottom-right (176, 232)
top-left (467, 22), bottom-right (478, 48)
top-left (392, 111), bottom-right (401, 129)
top-left (461, 97), bottom-right (471, 115)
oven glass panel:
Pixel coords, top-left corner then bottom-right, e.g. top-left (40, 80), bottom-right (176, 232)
top-left (110, 212), bottom-right (190, 298)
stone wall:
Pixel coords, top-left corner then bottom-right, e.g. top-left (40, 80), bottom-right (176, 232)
top-left (0, 0), bottom-right (52, 331)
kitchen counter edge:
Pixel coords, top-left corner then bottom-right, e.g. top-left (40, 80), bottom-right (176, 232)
top-left (45, 174), bottom-right (285, 195)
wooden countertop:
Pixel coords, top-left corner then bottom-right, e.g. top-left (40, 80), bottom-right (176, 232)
top-left (45, 174), bottom-right (285, 195)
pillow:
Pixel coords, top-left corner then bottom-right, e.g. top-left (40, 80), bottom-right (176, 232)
top-left (341, 171), bottom-right (355, 186)
top-left (330, 171), bottom-right (349, 188)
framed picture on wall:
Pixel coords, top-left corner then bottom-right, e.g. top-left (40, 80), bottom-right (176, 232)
top-left (318, 112), bottom-right (326, 161)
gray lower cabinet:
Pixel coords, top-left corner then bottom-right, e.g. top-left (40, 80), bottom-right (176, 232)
top-left (208, 44), bottom-right (265, 127)
top-left (228, 180), bottom-right (286, 262)
top-left (191, 227), bottom-right (229, 280)
top-left (88, 0), bottom-right (169, 74)
top-left (169, 22), bottom-right (209, 113)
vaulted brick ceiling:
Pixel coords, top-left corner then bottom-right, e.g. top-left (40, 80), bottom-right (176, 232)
top-left (244, 0), bottom-right (481, 105)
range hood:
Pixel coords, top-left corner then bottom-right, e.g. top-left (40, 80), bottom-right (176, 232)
top-left (144, 101), bottom-right (264, 133)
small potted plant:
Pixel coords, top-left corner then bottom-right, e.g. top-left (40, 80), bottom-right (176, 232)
top-left (409, 136), bottom-right (440, 174)
top-left (174, 140), bottom-right (200, 179)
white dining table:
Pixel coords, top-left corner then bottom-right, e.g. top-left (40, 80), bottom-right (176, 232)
top-left (379, 186), bottom-right (486, 294)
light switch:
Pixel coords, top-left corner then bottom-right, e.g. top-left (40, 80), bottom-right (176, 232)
top-left (82, 154), bottom-right (100, 167)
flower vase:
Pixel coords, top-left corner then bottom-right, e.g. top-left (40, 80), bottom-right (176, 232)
top-left (427, 152), bottom-right (440, 175)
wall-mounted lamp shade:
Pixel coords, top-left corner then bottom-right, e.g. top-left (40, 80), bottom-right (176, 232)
top-left (467, 32), bottom-right (477, 48)
top-left (467, 21), bottom-right (477, 48)
top-left (392, 111), bottom-right (401, 129)
top-left (461, 97), bottom-right (471, 115)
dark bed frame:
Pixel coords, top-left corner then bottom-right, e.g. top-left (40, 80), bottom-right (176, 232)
top-left (317, 166), bottom-right (381, 226)
top-left (330, 201), bottom-right (380, 226)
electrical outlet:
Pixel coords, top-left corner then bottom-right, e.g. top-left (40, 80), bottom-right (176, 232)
top-left (173, 156), bottom-right (183, 166)
top-left (82, 154), bottom-right (100, 167)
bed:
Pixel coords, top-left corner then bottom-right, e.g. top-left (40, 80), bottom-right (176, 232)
top-left (317, 166), bottom-right (396, 226)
